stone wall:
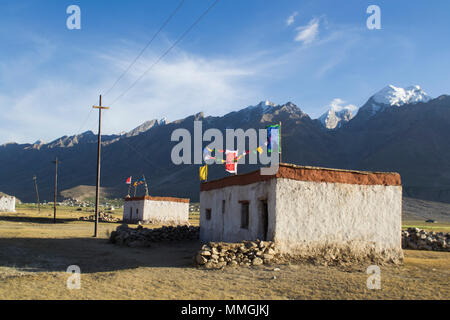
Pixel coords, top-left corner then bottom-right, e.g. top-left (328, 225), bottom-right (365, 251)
top-left (194, 239), bottom-right (280, 269)
top-left (402, 228), bottom-right (449, 251)
top-left (110, 224), bottom-right (199, 247)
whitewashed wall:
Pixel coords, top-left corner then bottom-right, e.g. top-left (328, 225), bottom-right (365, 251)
top-left (273, 178), bottom-right (403, 260)
top-left (142, 200), bottom-right (189, 224)
top-left (123, 199), bottom-right (189, 224)
top-left (0, 196), bottom-right (15, 212)
top-left (200, 180), bottom-right (277, 242)
top-left (123, 200), bottom-right (145, 222)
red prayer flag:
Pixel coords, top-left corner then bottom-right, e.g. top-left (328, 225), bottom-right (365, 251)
top-left (125, 176), bottom-right (132, 184)
top-left (225, 150), bottom-right (238, 174)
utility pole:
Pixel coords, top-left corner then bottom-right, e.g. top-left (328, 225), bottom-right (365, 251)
top-left (93, 95), bottom-right (109, 237)
top-left (33, 175), bottom-right (40, 213)
top-left (52, 157), bottom-right (60, 223)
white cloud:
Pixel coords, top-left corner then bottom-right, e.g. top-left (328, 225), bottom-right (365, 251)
top-left (295, 18), bottom-right (320, 44)
top-left (328, 98), bottom-right (358, 112)
top-left (99, 52), bottom-right (263, 135)
top-left (286, 12), bottom-right (298, 26)
top-left (0, 40), bottom-right (269, 144)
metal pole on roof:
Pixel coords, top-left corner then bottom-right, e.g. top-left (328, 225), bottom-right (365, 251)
top-left (143, 175), bottom-right (149, 196)
top-left (279, 121), bottom-right (282, 164)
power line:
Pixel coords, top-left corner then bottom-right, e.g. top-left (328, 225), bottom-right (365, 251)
top-left (109, 0), bottom-right (220, 107)
top-left (75, 107), bottom-right (94, 136)
top-left (73, 1), bottom-right (185, 138)
top-left (102, 0), bottom-right (185, 97)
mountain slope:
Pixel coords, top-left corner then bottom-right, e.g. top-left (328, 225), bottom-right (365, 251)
top-left (0, 93), bottom-right (449, 204)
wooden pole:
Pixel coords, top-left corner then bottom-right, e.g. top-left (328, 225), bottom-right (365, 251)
top-left (93, 95), bottom-right (109, 237)
top-left (127, 183), bottom-right (131, 197)
top-left (52, 157), bottom-right (59, 223)
top-left (33, 175), bottom-right (40, 213)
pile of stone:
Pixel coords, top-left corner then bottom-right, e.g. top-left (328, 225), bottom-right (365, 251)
top-left (109, 224), bottom-right (200, 247)
top-left (402, 228), bottom-right (449, 252)
top-left (79, 211), bottom-right (121, 223)
top-left (195, 240), bottom-right (280, 269)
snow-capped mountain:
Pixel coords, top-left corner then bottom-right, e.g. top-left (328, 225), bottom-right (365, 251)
top-left (373, 85), bottom-right (431, 106)
top-left (319, 106), bottom-right (357, 129)
top-left (359, 85), bottom-right (432, 117)
top-left (318, 99), bottom-right (357, 129)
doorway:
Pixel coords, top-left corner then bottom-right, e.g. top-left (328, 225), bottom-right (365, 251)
top-left (261, 200), bottom-right (268, 241)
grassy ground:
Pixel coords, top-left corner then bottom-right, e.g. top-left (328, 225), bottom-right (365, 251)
top-left (0, 207), bottom-right (448, 300)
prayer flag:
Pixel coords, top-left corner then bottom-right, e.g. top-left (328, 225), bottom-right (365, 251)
top-left (199, 165), bottom-right (208, 181)
top-left (267, 124), bottom-right (280, 153)
top-left (225, 150), bottom-right (238, 174)
top-left (125, 176), bottom-right (132, 185)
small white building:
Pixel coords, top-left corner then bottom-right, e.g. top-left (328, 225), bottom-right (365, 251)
top-left (123, 195), bottom-right (190, 224)
top-left (0, 195), bottom-right (16, 212)
top-left (200, 163), bottom-right (403, 262)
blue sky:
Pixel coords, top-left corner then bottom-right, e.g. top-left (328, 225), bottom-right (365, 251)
top-left (1, 0), bottom-right (449, 144)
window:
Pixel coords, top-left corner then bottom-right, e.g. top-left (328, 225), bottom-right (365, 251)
top-left (222, 200), bottom-right (226, 215)
top-left (240, 202), bottom-right (249, 229)
top-left (205, 208), bottom-right (212, 220)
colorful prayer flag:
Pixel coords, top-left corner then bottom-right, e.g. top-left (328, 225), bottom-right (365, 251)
top-left (225, 150), bottom-right (238, 174)
top-left (199, 165), bottom-right (208, 181)
top-left (267, 124), bottom-right (280, 153)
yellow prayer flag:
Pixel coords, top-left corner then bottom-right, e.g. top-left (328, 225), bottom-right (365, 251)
top-left (257, 146), bottom-right (263, 154)
top-left (199, 165), bottom-right (208, 181)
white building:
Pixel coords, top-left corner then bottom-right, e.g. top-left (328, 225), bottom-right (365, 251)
top-left (123, 196), bottom-right (190, 225)
top-left (0, 195), bottom-right (16, 212)
top-left (200, 163), bottom-right (403, 262)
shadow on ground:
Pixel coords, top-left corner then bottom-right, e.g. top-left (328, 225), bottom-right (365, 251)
top-left (0, 216), bottom-right (80, 224)
top-left (0, 237), bottom-right (201, 273)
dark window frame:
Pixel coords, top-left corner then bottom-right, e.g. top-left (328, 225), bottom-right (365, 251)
top-left (205, 208), bottom-right (212, 221)
top-left (240, 201), bottom-right (249, 229)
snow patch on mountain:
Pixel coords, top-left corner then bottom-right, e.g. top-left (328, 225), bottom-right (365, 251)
top-left (358, 85), bottom-right (432, 117)
top-left (318, 98), bottom-right (358, 129)
top-left (373, 85), bottom-right (431, 106)
top-left (245, 100), bottom-right (277, 113)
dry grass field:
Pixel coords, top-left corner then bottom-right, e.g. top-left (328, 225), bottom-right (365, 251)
top-left (0, 206), bottom-right (448, 300)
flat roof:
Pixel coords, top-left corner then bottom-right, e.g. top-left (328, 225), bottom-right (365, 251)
top-left (200, 163), bottom-right (401, 192)
top-left (124, 196), bottom-right (190, 203)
